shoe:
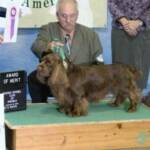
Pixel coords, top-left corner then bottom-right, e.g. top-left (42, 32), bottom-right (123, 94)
top-left (142, 92), bottom-right (150, 107)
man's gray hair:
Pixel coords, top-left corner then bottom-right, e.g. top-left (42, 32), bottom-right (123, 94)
top-left (56, 0), bottom-right (78, 12)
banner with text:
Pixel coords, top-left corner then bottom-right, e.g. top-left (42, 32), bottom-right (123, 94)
top-left (19, 0), bottom-right (107, 28)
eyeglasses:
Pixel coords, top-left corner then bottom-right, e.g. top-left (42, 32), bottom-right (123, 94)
top-left (58, 13), bottom-right (77, 20)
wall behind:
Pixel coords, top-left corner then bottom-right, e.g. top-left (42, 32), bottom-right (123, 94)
top-left (0, 29), bottom-right (38, 74)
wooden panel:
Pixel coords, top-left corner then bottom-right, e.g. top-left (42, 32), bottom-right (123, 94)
top-left (6, 121), bottom-right (150, 150)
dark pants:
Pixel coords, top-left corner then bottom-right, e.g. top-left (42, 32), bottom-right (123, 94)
top-left (111, 28), bottom-right (150, 89)
top-left (28, 70), bottom-right (53, 103)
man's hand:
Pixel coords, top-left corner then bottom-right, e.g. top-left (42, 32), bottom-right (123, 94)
top-left (118, 17), bottom-right (129, 29)
top-left (118, 17), bottom-right (136, 36)
top-left (124, 20), bottom-right (143, 36)
top-left (46, 40), bottom-right (66, 61)
top-left (47, 41), bottom-right (64, 50)
top-left (118, 17), bottom-right (143, 37)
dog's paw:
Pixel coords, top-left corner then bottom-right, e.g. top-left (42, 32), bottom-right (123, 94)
top-left (127, 106), bottom-right (137, 112)
top-left (64, 108), bottom-right (88, 117)
top-left (73, 110), bottom-right (88, 116)
top-left (109, 102), bottom-right (119, 107)
top-left (57, 106), bottom-right (65, 113)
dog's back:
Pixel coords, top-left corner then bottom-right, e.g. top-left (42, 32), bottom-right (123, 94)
top-left (66, 62), bottom-right (140, 102)
top-left (119, 64), bottom-right (142, 80)
top-left (67, 63), bottom-right (141, 86)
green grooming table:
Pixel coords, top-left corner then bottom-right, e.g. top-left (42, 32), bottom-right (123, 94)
top-left (5, 101), bottom-right (150, 150)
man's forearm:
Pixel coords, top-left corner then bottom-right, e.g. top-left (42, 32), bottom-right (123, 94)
top-left (31, 40), bottom-right (48, 58)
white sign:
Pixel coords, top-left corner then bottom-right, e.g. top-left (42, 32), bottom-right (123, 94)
top-left (0, 94), bottom-right (6, 150)
top-left (0, 0), bottom-right (20, 43)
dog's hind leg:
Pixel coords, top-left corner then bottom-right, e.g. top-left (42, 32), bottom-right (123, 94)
top-left (127, 80), bottom-right (140, 112)
top-left (110, 91), bottom-right (127, 107)
top-left (127, 89), bottom-right (140, 112)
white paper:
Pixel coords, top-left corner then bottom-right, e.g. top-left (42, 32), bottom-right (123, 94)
top-left (0, 0), bottom-right (20, 43)
top-left (0, 94), bottom-right (6, 150)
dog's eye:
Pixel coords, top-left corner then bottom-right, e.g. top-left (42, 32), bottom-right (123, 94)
top-left (45, 59), bottom-right (51, 64)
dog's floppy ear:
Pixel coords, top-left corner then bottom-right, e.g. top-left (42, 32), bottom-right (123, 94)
top-left (36, 72), bottom-right (47, 84)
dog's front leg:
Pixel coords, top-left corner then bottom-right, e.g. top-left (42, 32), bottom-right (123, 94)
top-left (64, 97), bottom-right (89, 117)
top-left (57, 105), bottom-right (65, 113)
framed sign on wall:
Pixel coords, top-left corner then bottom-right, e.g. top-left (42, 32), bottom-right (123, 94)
top-left (19, 0), bottom-right (107, 28)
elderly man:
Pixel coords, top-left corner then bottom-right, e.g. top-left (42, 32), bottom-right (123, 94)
top-left (108, 0), bottom-right (150, 106)
top-left (28, 0), bottom-right (103, 103)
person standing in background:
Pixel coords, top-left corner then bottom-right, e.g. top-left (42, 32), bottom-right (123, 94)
top-left (108, 0), bottom-right (150, 106)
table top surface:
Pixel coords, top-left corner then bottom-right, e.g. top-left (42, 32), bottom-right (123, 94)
top-left (5, 100), bottom-right (150, 128)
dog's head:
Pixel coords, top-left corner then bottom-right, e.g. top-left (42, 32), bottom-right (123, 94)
top-left (36, 53), bottom-right (62, 84)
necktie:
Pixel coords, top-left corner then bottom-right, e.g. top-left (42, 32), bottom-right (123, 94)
top-left (64, 34), bottom-right (71, 57)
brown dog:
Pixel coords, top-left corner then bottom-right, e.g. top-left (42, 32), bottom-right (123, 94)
top-left (36, 53), bottom-right (141, 116)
